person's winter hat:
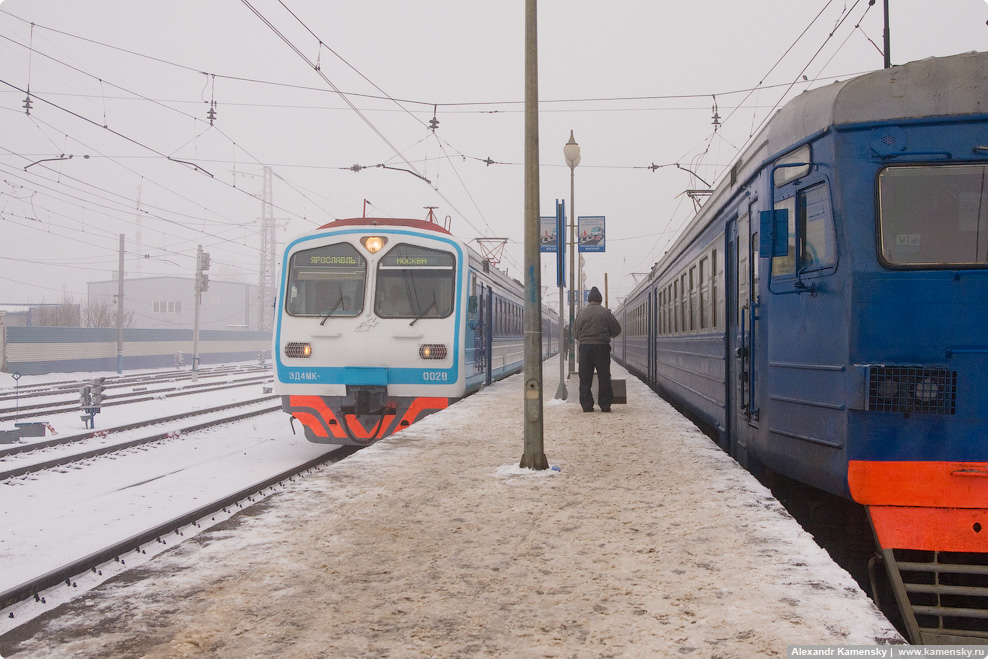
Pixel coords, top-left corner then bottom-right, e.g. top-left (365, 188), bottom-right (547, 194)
top-left (588, 287), bottom-right (602, 303)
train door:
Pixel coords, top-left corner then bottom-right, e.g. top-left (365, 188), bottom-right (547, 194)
top-left (727, 210), bottom-right (758, 465)
top-left (483, 285), bottom-right (493, 386)
top-left (470, 277), bottom-right (493, 385)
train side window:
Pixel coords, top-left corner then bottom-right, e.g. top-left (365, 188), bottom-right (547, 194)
top-left (802, 183), bottom-right (836, 269)
top-left (672, 280), bottom-right (680, 333)
top-left (689, 265), bottom-right (698, 331)
top-left (772, 184), bottom-right (836, 276)
top-left (680, 273), bottom-right (689, 332)
top-left (658, 289), bottom-right (666, 335)
top-left (285, 242), bottom-right (366, 317)
top-left (737, 213), bottom-right (749, 326)
top-left (699, 257), bottom-right (708, 329)
top-left (668, 284), bottom-right (673, 333)
top-left (772, 197), bottom-right (797, 276)
top-left (375, 244), bottom-right (455, 319)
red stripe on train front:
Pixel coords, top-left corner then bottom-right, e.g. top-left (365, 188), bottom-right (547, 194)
top-left (867, 506), bottom-right (988, 553)
top-left (288, 395), bottom-right (347, 440)
top-left (848, 460), bottom-right (988, 508)
top-left (849, 460), bottom-right (988, 552)
top-left (397, 397), bottom-right (449, 430)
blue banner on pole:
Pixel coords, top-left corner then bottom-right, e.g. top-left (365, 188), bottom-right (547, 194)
top-left (578, 215), bottom-right (605, 253)
top-left (556, 200), bottom-right (565, 287)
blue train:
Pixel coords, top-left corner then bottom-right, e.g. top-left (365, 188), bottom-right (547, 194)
top-left (273, 212), bottom-right (558, 444)
top-left (613, 51), bottom-right (988, 644)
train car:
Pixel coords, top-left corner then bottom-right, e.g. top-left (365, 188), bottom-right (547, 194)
top-left (274, 212), bottom-right (558, 445)
top-left (614, 51), bottom-right (988, 644)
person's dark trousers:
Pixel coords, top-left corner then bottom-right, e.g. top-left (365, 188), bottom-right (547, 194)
top-left (578, 343), bottom-right (614, 411)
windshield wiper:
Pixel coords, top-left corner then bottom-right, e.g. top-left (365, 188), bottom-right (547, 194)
top-left (409, 291), bottom-right (438, 326)
top-left (320, 285), bottom-right (345, 326)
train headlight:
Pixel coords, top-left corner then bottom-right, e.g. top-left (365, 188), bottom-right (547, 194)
top-left (361, 236), bottom-right (387, 254)
top-left (419, 344), bottom-right (448, 360)
top-left (285, 342), bottom-right (312, 358)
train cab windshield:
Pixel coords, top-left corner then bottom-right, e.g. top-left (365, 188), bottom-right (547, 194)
top-left (374, 243), bottom-right (455, 320)
top-left (878, 164), bottom-right (988, 267)
top-left (284, 243), bottom-right (366, 317)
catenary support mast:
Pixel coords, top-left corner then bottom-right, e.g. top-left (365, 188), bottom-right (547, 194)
top-left (520, 0), bottom-right (547, 470)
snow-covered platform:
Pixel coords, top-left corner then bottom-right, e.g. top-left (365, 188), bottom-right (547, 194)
top-left (1, 356), bottom-right (902, 657)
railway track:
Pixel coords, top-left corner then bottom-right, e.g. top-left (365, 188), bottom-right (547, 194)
top-left (0, 374), bottom-right (273, 423)
top-left (0, 365), bottom-right (269, 404)
top-left (0, 363), bottom-right (354, 631)
top-left (0, 396), bottom-right (281, 480)
top-left (0, 443), bottom-right (361, 614)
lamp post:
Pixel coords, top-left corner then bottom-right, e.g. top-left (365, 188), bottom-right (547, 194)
top-left (563, 130), bottom-right (580, 377)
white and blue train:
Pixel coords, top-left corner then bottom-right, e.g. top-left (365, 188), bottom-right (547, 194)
top-left (273, 212), bottom-right (558, 444)
top-left (614, 51), bottom-right (988, 643)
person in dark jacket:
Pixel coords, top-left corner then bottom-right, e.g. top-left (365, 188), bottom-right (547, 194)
top-left (574, 286), bottom-right (621, 412)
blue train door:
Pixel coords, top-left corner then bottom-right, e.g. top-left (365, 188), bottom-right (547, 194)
top-left (483, 285), bottom-right (493, 386)
top-left (727, 210), bottom-right (757, 465)
top-left (469, 275), bottom-right (493, 385)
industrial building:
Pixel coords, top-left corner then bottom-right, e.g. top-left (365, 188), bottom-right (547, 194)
top-left (87, 276), bottom-right (264, 332)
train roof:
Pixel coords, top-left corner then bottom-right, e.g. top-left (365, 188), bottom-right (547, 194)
top-left (317, 217), bottom-right (453, 235)
top-left (766, 50), bottom-right (988, 154)
top-left (623, 50), bottom-right (988, 306)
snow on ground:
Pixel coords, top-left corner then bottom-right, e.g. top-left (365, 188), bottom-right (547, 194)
top-left (0, 357), bottom-right (903, 657)
top-left (0, 365), bottom-right (332, 627)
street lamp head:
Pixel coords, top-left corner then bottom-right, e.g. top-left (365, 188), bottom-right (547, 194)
top-left (563, 130), bottom-right (581, 169)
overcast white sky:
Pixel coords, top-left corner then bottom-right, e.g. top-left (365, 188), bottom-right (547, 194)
top-left (1, 0), bottom-right (986, 309)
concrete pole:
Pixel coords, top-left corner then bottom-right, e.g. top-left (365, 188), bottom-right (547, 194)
top-left (116, 233), bottom-right (124, 374)
top-left (520, 0), bottom-right (547, 470)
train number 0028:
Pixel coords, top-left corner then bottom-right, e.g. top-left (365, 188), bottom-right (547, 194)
top-left (423, 371), bottom-right (448, 381)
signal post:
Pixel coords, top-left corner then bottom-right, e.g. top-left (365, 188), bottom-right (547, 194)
top-left (192, 245), bottom-right (210, 382)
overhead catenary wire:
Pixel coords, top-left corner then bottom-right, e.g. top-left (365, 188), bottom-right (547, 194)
top-left (0, 1), bottom-right (900, 304)
top-left (0, 25), bottom-right (339, 227)
top-left (622, 0), bottom-right (877, 286)
top-left (240, 0), bottom-right (426, 184)
top-left (2, 8), bottom-right (867, 114)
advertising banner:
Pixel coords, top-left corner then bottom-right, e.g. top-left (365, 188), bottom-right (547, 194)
top-left (539, 215), bottom-right (557, 253)
top-left (578, 216), bottom-right (605, 253)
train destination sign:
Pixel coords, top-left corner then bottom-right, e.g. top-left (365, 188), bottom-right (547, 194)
top-left (293, 244), bottom-right (366, 269)
top-left (309, 255), bottom-right (360, 265)
top-left (380, 246), bottom-right (454, 268)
